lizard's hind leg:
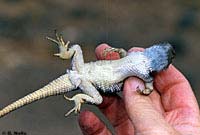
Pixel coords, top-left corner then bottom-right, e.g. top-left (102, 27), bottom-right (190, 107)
top-left (64, 94), bottom-right (94, 116)
top-left (64, 80), bottom-right (103, 116)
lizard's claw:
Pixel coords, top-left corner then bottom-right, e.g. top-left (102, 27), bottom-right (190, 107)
top-left (136, 82), bottom-right (154, 95)
top-left (136, 87), bottom-right (153, 95)
top-left (103, 47), bottom-right (127, 59)
top-left (46, 32), bottom-right (72, 59)
top-left (64, 94), bottom-right (85, 116)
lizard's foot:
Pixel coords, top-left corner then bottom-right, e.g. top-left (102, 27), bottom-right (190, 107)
top-left (136, 82), bottom-right (154, 95)
top-left (64, 94), bottom-right (94, 116)
top-left (47, 32), bottom-right (74, 59)
top-left (136, 88), bottom-right (153, 95)
top-left (64, 94), bottom-right (84, 116)
top-left (103, 47), bottom-right (127, 58)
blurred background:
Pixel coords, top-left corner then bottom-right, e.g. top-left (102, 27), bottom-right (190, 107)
top-left (0, 0), bottom-right (200, 134)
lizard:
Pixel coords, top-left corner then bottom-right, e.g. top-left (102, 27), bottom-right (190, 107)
top-left (0, 32), bottom-right (175, 118)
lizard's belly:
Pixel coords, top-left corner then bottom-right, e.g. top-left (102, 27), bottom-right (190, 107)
top-left (82, 63), bottom-right (124, 93)
top-left (94, 81), bottom-right (123, 93)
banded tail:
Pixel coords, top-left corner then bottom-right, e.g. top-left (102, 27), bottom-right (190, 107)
top-left (0, 74), bottom-right (75, 118)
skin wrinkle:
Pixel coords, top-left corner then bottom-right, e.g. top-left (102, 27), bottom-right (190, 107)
top-left (169, 110), bottom-right (200, 135)
top-left (174, 122), bottom-right (200, 135)
top-left (83, 125), bottom-right (110, 135)
top-left (165, 107), bottom-right (200, 126)
top-left (148, 90), bottom-right (165, 115)
top-left (174, 122), bottom-right (200, 134)
top-left (115, 119), bottom-right (134, 135)
top-left (90, 125), bottom-right (110, 135)
top-left (164, 108), bottom-right (179, 125)
top-left (163, 83), bottom-right (197, 112)
top-left (158, 77), bottom-right (187, 96)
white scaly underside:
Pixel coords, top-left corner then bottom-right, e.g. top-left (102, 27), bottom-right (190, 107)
top-left (76, 52), bottom-right (152, 93)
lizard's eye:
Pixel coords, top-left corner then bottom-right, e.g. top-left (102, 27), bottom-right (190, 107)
top-left (149, 71), bottom-right (156, 77)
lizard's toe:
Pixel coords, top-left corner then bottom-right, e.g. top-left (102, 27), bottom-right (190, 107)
top-left (64, 94), bottom-right (85, 117)
top-left (136, 87), bottom-right (153, 95)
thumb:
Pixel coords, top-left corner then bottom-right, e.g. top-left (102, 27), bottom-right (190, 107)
top-left (123, 77), bottom-right (178, 134)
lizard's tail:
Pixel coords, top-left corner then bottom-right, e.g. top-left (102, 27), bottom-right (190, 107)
top-left (0, 74), bottom-right (75, 118)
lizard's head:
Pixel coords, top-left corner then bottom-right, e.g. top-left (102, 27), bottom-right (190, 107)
top-left (144, 43), bottom-right (175, 72)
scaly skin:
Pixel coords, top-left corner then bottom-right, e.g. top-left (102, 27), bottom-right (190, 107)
top-left (0, 33), bottom-right (175, 118)
top-left (0, 74), bottom-right (75, 117)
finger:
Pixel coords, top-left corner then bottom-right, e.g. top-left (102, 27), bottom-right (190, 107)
top-left (154, 65), bottom-right (199, 113)
top-left (123, 77), bottom-right (177, 134)
top-left (98, 95), bottom-right (135, 135)
top-left (78, 110), bottom-right (112, 135)
top-left (95, 43), bottom-right (120, 60)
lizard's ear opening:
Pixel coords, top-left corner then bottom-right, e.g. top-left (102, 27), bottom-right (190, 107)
top-left (144, 43), bottom-right (175, 72)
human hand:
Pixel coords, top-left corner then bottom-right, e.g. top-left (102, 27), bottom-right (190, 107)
top-left (78, 44), bottom-right (200, 135)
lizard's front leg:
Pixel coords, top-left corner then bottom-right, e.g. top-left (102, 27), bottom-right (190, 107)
top-left (64, 80), bottom-right (103, 116)
top-left (47, 32), bottom-right (84, 70)
top-left (47, 32), bottom-right (74, 59)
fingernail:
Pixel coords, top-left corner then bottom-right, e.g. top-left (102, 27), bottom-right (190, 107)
top-left (95, 44), bottom-right (110, 59)
top-left (126, 77), bottom-right (145, 92)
